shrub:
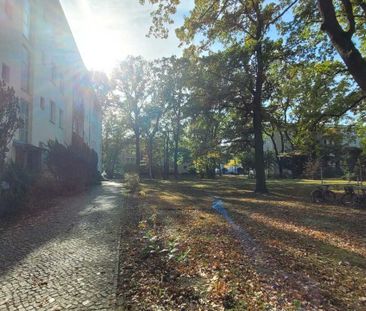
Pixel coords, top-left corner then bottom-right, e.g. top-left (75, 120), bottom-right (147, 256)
top-left (123, 163), bottom-right (138, 174)
top-left (0, 81), bottom-right (22, 180)
top-left (303, 160), bottom-right (320, 179)
top-left (343, 172), bottom-right (357, 181)
top-left (46, 140), bottom-right (99, 194)
top-left (0, 163), bottom-right (33, 214)
top-left (124, 173), bottom-right (140, 193)
top-left (27, 171), bottom-right (60, 207)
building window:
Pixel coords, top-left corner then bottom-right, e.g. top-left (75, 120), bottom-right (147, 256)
top-left (59, 109), bottom-right (63, 129)
top-left (4, 0), bottom-right (13, 18)
top-left (41, 51), bottom-right (47, 65)
top-left (22, 0), bottom-right (31, 39)
top-left (50, 100), bottom-right (56, 123)
top-left (51, 63), bottom-right (57, 83)
top-left (19, 100), bottom-right (29, 143)
top-left (1, 63), bottom-right (10, 83)
top-left (59, 73), bottom-right (64, 93)
top-left (40, 97), bottom-right (45, 110)
top-left (21, 46), bottom-right (30, 92)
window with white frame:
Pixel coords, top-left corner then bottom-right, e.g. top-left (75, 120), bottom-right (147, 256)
top-left (20, 46), bottom-right (30, 92)
top-left (40, 96), bottom-right (45, 110)
top-left (19, 100), bottom-right (29, 143)
top-left (22, 0), bottom-right (31, 39)
top-left (51, 63), bottom-right (57, 83)
top-left (1, 63), bottom-right (10, 83)
top-left (50, 100), bottom-right (56, 123)
top-left (59, 73), bottom-right (64, 93)
top-left (59, 109), bottom-right (63, 129)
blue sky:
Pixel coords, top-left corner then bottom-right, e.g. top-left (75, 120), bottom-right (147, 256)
top-left (60, 0), bottom-right (194, 73)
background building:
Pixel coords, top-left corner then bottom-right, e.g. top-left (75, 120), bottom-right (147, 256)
top-left (0, 0), bottom-right (102, 171)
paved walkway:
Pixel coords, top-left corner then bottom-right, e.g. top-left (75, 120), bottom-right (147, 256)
top-left (0, 181), bottom-right (124, 311)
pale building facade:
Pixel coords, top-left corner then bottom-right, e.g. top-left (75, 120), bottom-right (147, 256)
top-left (0, 0), bottom-right (102, 171)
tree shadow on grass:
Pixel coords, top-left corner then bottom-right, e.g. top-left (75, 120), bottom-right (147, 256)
top-left (208, 207), bottom-right (365, 310)
top-left (223, 196), bottom-right (366, 242)
top-left (227, 208), bottom-right (366, 270)
top-left (142, 178), bottom-right (366, 241)
top-left (141, 177), bottom-right (366, 310)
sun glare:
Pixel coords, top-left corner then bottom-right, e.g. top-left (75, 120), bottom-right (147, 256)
top-left (68, 0), bottom-right (123, 73)
top-left (79, 27), bottom-right (121, 73)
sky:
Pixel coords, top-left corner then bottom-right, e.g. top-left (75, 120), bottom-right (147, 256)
top-left (60, 0), bottom-right (194, 73)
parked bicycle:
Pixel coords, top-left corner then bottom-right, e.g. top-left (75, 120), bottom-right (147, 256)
top-left (311, 184), bottom-right (336, 203)
top-left (341, 186), bottom-right (366, 208)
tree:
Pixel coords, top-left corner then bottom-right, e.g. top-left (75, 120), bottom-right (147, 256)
top-left (102, 107), bottom-right (127, 177)
top-left (0, 81), bottom-right (22, 179)
top-left (187, 111), bottom-right (224, 178)
top-left (140, 0), bottom-right (301, 193)
top-left (89, 71), bottom-right (111, 111)
top-left (288, 0), bottom-right (366, 92)
top-left (141, 91), bottom-right (165, 179)
top-left (111, 56), bottom-right (153, 174)
top-left (317, 0), bottom-right (366, 91)
top-left (145, 57), bottom-right (189, 179)
top-left (165, 57), bottom-right (190, 178)
top-left (267, 60), bottom-right (356, 156)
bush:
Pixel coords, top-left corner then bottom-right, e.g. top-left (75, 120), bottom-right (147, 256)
top-left (0, 163), bottom-right (33, 214)
top-left (123, 163), bottom-right (138, 174)
top-left (303, 160), bottom-right (320, 179)
top-left (124, 173), bottom-right (140, 193)
top-left (46, 140), bottom-right (99, 194)
top-left (343, 172), bottom-right (357, 181)
top-left (27, 171), bottom-right (60, 207)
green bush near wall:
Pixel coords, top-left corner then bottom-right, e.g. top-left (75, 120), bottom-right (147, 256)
top-left (46, 140), bottom-right (100, 194)
top-left (0, 163), bottom-right (34, 215)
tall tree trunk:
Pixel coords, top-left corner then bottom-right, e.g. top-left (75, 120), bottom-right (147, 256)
top-left (135, 130), bottom-right (141, 174)
top-left (318, 0), bottom-right (366, 91)
top-left (173, 120), bottom-right (180, 178)
top-left (110, 148), bottom-right (119, 178)
top-left (163, 135), bottom-right (167, 179)
top-left (269, 133), bottom-right (283, 178)
top-left (253, 43), bottom-right (268, 193)
top-left (163, 132), bottom-right (170, 179)
top-left (147, 137), bottom-right (154, 179)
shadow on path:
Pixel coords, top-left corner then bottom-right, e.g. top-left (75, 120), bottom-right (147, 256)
top-left (0, 181), bottom-right (124, 310)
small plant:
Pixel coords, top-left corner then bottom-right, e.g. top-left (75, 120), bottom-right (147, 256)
top-left (176, 247), bottom-right (191, 262)
top-left (124, 173), bottom-right (140, 193)
top-left (292, 299), bottom-right (302, 310)
top-left (166, 239), bottom-right (180, 260)
top-left (142, 229), bottom-right (161, 257)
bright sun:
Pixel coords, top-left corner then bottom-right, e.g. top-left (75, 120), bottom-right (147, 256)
top-left (71, 0), bottom-right (123, 74)
top-left (79, 28), bottom-right (120, 73)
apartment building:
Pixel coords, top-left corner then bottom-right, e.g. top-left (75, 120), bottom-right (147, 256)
top-left (0, 0), bottom-right (102, 171)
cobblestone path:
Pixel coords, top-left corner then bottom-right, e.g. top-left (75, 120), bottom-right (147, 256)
top-left (0, 181), bottom-right (124, 311)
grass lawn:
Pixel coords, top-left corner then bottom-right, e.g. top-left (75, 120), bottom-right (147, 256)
top-left (116, 176), bottom-right (366, 311)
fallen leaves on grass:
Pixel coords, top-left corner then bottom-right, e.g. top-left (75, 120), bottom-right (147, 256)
top-left (116, 178), bottom-right (366, 311)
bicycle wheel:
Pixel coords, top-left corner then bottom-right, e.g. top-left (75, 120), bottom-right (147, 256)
top-left (341, 193), bottom-right (356, 206)
top-left (311, 189), bottom-right (324, 203)
top-left (324, 190), bottom-right (336, 203)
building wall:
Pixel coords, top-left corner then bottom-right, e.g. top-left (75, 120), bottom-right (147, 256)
top-left (0, 0), bottom-right (102, 170)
